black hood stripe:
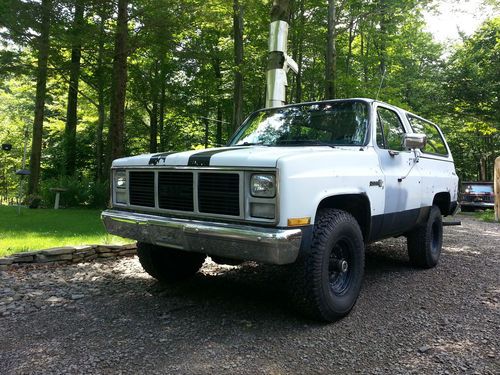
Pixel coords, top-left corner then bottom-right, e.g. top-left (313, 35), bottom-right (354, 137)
top-left (148, 148), bottom-right (249, 167)
top-left (187, 148), bottom-right (248, 167)
top-left (148, 152), bottom-right (177, 165)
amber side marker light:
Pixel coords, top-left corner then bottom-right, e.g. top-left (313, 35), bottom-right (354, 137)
top-left (287, 217), bottom-right (311, 226)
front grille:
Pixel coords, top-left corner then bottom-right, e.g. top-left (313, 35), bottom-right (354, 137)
top-left (198, 173), bottom-right (240, 216)
top-left (463, 195), bottom-right (494, 203)
top-left (125, 170), bottom-right (242, 217)
top-left (158, 172), bottom-right (193, 211)
top-left (129, 171), bottom-right (155, 207)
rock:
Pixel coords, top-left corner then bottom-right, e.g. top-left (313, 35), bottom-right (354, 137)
top-left (73, 245), bottom-right (94, 252)
top-left (418, 345), bottom-right (431, 354)
top-left (40, 247), bottom-right (76, 256)
top-left (76, 249), bottom-right (96, 257)
top-left (118, 249), bottom-right (137, 256)
top-left (98, 252), bottom-right (117, 258)
top-left (70, 294), bottom-right (85, 300)
top-left (46, 296), bottom-right (64, 303)
top-left (97, 245), bottom-right (122, 253)
top-left (0, 257), bottom-right (14, 265)
top-left (121, 243), bottom-right (137, 250)
top-left (12, 254), bottom-right (35, 263)
top-left (35, 254), bottom-right (73, 263)
top-left (0, 264), bottom-right (8, 271)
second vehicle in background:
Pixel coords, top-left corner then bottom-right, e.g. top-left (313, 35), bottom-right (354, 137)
top-left (460, 182), bottom-right (495, 210)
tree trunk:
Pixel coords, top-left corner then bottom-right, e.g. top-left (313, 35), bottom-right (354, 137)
top-left (28, 0), bottom-right (51, 196)
top-left (270, 0), bottom-right (290, 22)
top-left (159, 56), bottom-right (167, 151)
top-left (295, 0), bottom-right (304, 102)
top-left (494, 156), bottom-right (500, 221)
top-left (266, 0), bottom-right (290, 107)
top-left (149, 60), bottom-right (159, 153)
top-left (480, 156), bottom-right (487, 181)
top-left (95, 5), bottom-right (107, 182)
top-left (212, 56), bottom-right (223, 145)
top-left (346, 17), bottom-right (355, 77)
top-left (216, 105), bottom-right (223, 145)
top-left (64, 0), bottom-right (84, 176)
top-left (361, 32), bottom-right (369, 84)
top-left (377, 1), bottom-right (388, 77)
top-left (107, 0), bottom-right (128, 172)
top-left (204, 117), bottom-right (209, 148)
top-left (149, 101), bottom-right (158, 153)
top-left (325, 0), bottom-right (336, 99)
top-left (289, 0), bottom-right (304, 103)
top-left (232, 0), bottom-right (244, 134)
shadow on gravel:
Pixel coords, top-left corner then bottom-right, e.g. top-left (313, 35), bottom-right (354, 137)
top-left (146, 266), bottom-right (300, 322)
top-left (82, 238), bottom-right (417, 326)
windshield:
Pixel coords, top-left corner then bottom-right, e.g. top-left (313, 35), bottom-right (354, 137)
top-left (230, 100), bottom-right (369, 147)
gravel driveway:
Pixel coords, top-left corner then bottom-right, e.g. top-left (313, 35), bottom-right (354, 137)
top-left (1, 215), bottom-right (498, 374)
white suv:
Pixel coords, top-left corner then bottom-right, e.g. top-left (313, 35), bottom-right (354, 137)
top-left (102, 98), bottom-right (459, 321)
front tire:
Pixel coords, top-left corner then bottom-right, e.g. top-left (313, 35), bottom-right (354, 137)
top-left (291, 209), bottom-right (365, 322)
top-left (407, 205), bottom-right (443, 268)
top-left (137, 242), bottom-right (206, 283)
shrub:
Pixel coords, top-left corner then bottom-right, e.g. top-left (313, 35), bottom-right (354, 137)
top-left (40, 176), bottom-right (88, 208)
top-left (87, 180), bottom-right (110, 208)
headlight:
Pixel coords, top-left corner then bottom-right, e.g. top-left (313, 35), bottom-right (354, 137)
top-left (115, 170), bottom-right (127, 189)
top-left (251, 174), bottom-right (276, 197)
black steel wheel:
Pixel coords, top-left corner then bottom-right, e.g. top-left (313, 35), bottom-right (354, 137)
top-left (290, 209), bottom-right (365, 322)
top-left (407, 205), bottom-right (443, 268)
top-left (137, 242), bottom-right (206, 283)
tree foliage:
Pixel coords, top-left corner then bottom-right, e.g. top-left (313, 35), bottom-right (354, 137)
top-left (0, 0), bottom-right (498, 205)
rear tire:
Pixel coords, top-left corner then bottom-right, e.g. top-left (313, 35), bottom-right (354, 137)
top-left (407, 205), bottom-right (443, 268)
top-left (137, 242), bottom-right (206, 283)
top-left (290, 209), bottom-right (365, 322)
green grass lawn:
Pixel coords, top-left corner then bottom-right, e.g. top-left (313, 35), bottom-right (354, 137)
top-left (0, 206), bottom-right (131, 257)
top-left (473, 209), bottom-right (497, 223)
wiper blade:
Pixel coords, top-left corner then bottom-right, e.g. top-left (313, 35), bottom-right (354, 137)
top-left (276, 140), bottom-right (336, 148)
top-left (233, 142), bottom-right (270, 146)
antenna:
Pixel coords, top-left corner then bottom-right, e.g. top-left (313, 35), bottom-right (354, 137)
top-left (376, 68), bottom-right (387, 100)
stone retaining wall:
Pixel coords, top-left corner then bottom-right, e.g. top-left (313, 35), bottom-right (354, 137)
top-left (0, 244), bottom-right (137, 271)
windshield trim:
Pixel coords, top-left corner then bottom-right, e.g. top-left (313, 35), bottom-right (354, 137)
top-left (227, 99), bottom-right (372, 147)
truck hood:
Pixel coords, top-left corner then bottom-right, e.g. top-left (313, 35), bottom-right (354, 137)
top-left (112, 146), bottom-right (358, 168)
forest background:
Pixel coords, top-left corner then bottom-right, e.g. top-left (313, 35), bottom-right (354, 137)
top-left (0, 0), bottom-right (498, 208)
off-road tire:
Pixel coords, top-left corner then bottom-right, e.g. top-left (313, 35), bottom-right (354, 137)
top-left (407, 205), bottom-right (443, 268)
top-left (137, 242), bottom-right (206, 283)
top-left (290, 209), bottom-right (365, 322)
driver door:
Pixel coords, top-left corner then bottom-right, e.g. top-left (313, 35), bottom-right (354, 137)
top-left (375, 105), bottom-right (422, 237)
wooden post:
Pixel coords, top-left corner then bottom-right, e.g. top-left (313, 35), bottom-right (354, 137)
top-left (495, 156), bottom-right (500, 222)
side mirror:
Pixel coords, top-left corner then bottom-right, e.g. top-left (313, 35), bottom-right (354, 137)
top-left (403, 133), bottom-right (426, 150)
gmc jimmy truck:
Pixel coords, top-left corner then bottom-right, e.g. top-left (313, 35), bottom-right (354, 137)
top-left (102, 98), bottom-right (459, 321)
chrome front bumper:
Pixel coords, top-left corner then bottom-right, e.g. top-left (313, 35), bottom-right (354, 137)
top-left (101, 210), bottom-right (302, 265)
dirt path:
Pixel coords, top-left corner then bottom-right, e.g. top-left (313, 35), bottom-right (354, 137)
top-left (1, 215), bottom-right (499, 374)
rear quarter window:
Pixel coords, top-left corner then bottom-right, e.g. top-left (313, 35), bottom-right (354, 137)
top-left (407, 115), bottom-right (448, 156)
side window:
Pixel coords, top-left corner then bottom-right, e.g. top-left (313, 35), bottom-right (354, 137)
top-left (407, 115), bottom-right (448, 155)
top-left (376, 115), bottom-right (385, 148)
top-left (377, 107), bottom-right (405, 151)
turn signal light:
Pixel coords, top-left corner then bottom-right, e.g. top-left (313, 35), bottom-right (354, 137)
top-left (287, 217), bottom-right (311, 226)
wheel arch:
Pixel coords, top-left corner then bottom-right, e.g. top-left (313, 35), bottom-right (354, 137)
top-left (316, 194), bottom-right (371, 242)
top-left (433, 192), bottom-right (452, 216)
